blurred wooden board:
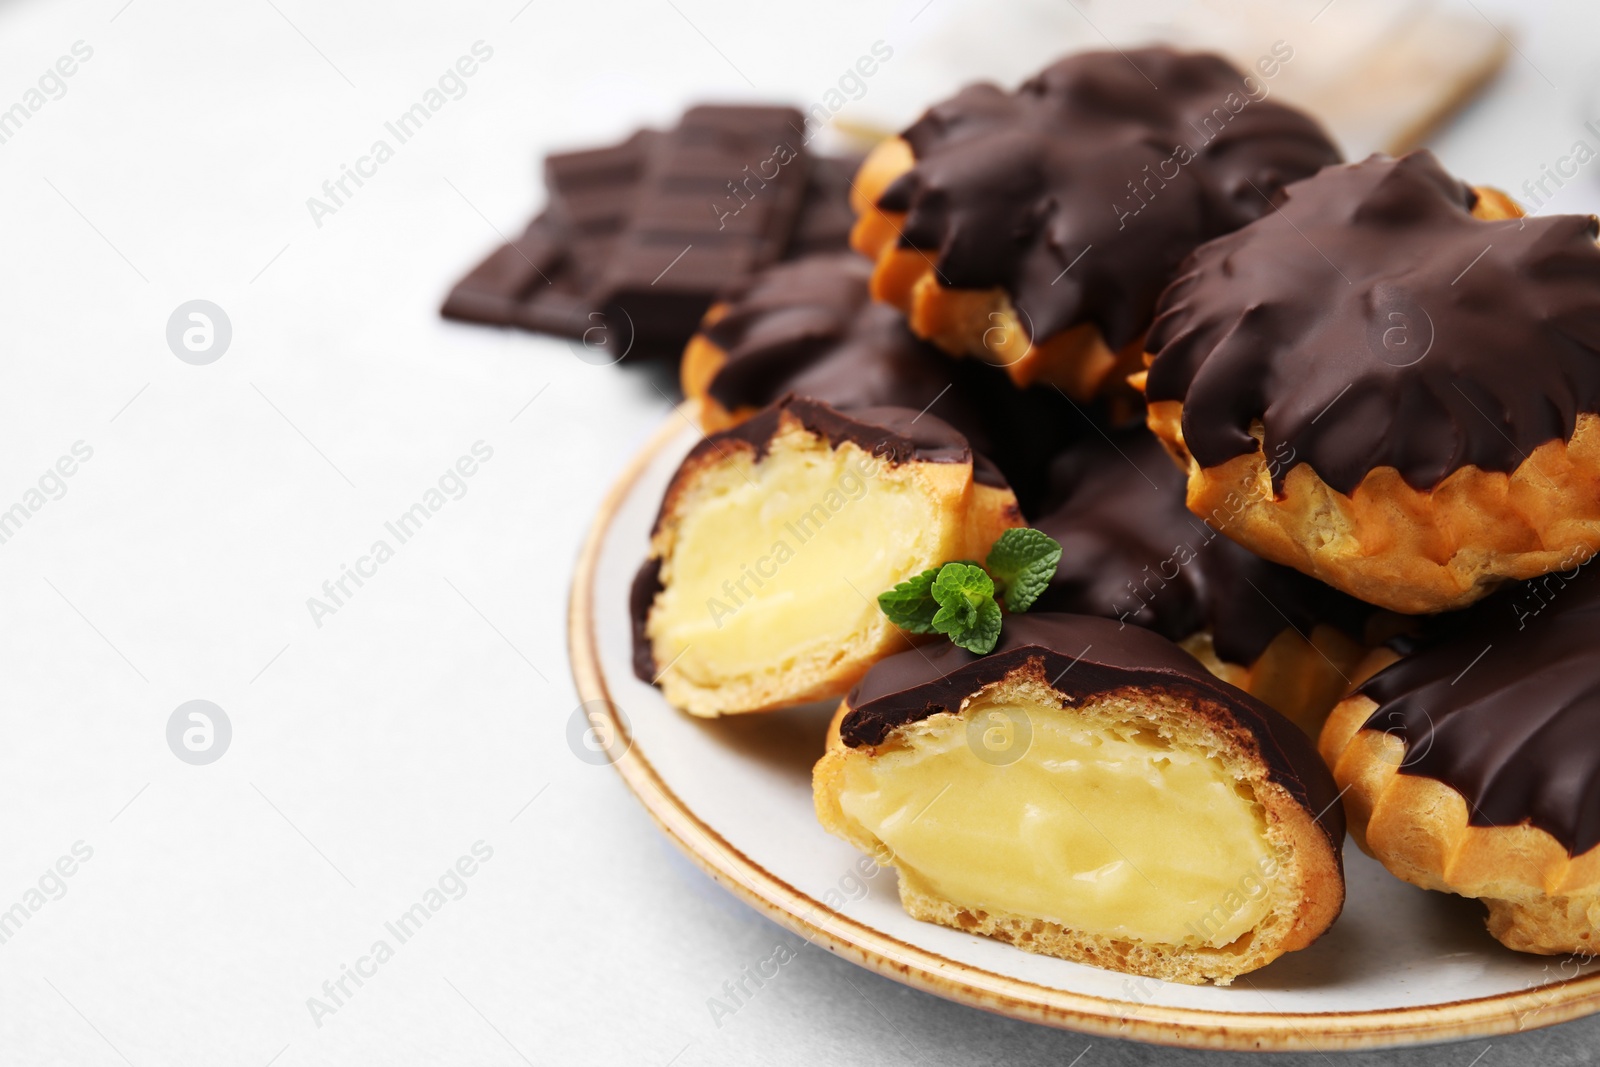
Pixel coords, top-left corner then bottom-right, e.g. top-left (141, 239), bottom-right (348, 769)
top-left (840, 0), bottom-right (1509, 157)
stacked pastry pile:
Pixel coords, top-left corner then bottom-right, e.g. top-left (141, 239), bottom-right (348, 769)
top-left (622, 48), bottom-right (1600, 985)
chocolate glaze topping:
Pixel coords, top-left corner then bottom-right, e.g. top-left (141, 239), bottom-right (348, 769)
top-left (699, 253), bottom-right (1119, 513)
top-left (1359, 559), bottom-right (1600, 855)
top-left (700, 253), bottom-right (991, 449)
top-left (1146, 151), bottom-right (1600, 494)
top-left (1034, 429), bottom-right (1371, 664)
top-left (677, 395), bottom-right (1006, 492)
top-left (878, 47), bottom-right (1340, 349)
top-left (629, 396), bottom-right (1013, 682)
top-left (630, 558), bottom-right (664, 681)
top-left (839, 612), bottom-right (1345, 849)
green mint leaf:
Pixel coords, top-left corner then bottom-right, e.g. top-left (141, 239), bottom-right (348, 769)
top-left (876, 568), bottom-right (942, 633)
top-left (952, 596), bottom-right (1003, 654)
top-left (930, 562), bottom-right (1000, 652)
top-left (985, 527), bottom-right (1063, 613)
top-left (931, 561), bottom-right (993, 618)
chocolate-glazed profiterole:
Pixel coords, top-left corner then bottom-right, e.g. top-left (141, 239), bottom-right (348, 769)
top-left (678, 252), bottom-right (1111, 513)
top-left (1034, 428), bottom-right (1373, 734)
top-left (680, 253), bottom-right (986, 439)
top-left (850, 47), bottom-right (1340, 397)
top-left (1321, 560), bottom-right (1600, 954)
top-left (1141, 150), bottom-right (1600, 613)
top-left (632, 397), bottom-right (1020, 716)
top-left (814, 613), bottom-right (1346, 984)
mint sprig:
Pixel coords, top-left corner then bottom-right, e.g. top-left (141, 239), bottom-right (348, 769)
top-left (874, 528), bottom-right (1062, 655)
top-left (930, 563), bottom-right (1003, 653)
top-left (985, 527), bottom-right (1063, 613)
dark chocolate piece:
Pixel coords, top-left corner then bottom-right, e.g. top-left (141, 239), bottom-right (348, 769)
top-left (440, 213), bottom-right (567, 329)
top-left (593, 105), bottom-right (811, 344)
top-left (442, 132), bottom-right (658, 334)
top-left (1034, 428), bottom-right (1372, 665)
top-left (443, 111), bottom-right (856, 358)
top-left (700, 253), bottom-right (991, 448)
top-left (544, 128), bottom-right (658, 238)
top-left (1359, 559), bottom-right (1600, 855)
top-left (879, 47), bottom-right (1340, 349)
top-left (1146, 150), bottom-right (1600, 494)
top-left (839, 612), bottom-right (1345, 849)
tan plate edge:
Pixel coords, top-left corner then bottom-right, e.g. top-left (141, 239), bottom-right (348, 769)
top-left (566, 406), bottom-right (1600, 1052)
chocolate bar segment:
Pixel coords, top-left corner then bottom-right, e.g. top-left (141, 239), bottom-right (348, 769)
top-left (783, 154), bottom-right (861, 257)
top-left (439, 215), bottom-right (562, 327)
top-left (444, 106), bottom-right (845, 360)
top-left (442, 132), bottom-right (658, 335)
top-left (592, 105), bottom-right (810, 345)
top-left (543, 129), bottom-right (657, 242)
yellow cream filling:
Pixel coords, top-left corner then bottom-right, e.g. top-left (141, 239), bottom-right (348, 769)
top-left (651, 445), bottom-right (936, 684)
top-left (836, 701), bottom-right (1279, 948)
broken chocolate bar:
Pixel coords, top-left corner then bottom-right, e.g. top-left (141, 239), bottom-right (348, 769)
top-left (590, 105), bottom-right (810, 345)
top-left (440, 132), bottom-right (656, 336)
top-left (443, 105), bottom-right (835, 362)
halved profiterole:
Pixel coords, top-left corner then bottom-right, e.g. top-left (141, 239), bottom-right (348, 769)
top-left (630, 397), bottom-right (1021, 716)
top-left (814, 613), bottom-right (1347, 985)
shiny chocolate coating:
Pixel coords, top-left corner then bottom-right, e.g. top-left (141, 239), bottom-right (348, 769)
top-left (878, 47), bottom-right (1340, 348)
top-left (701, 253), bottom-right (988, 445)
top-left (839, 612), bottom-right (1346, 850)
top-left (1146, 151), bottom-right (1600, 493)
top-left (698, 251), bottom-right (1105, 513)
top-left (1034, 429), bottom-right (1372, 665)
top-left (1359, 558), bottom-right (1600, 855)
top-left (685, 396), bottom-right (1005, 489)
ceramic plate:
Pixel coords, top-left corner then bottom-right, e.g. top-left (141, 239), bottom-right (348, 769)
top-left (567, 409), bottom-right (1600, 1051)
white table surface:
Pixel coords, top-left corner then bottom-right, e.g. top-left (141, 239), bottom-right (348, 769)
top-left (2, 0), bottom-right (1598, 1063)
